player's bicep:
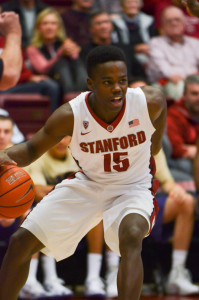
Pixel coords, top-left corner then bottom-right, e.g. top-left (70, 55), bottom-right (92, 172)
top-left (26, 103), bottom-right (74, 160)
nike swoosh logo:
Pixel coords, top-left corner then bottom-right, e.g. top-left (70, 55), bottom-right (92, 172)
top-left (16, 184), bottom-right (34, 203)
top-left (81, 131), bottom-right (91, 135)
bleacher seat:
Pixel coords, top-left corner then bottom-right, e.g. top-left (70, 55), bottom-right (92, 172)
top-left (63, 92), bottom-right (81, 103)
top-left (0, 93), bottom-right (51, 137)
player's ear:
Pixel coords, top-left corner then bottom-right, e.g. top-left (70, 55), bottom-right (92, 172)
top-left (87, 77), bottom-right (94, 91)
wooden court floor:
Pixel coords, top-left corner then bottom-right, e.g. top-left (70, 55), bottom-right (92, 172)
top-left (17, 296), bottom-right (199, 300)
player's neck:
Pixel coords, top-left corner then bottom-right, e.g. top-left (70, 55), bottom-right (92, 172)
top-left (88, 93), bottom-right (122, 124)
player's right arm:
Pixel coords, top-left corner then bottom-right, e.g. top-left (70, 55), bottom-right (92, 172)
top-left (0, 103), bottom-right (74, 167)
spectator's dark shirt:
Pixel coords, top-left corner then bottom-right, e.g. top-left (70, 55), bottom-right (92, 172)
top-left (61, 9), bottom-right (92, 46)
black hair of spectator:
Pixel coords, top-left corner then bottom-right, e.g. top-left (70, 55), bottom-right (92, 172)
top-left (88, 9), bottom-right (109, 26)
top-left (86, 45), bottom-right (127, 78)
top-left (184, 74), bottom-right (199, 93)
top-left (0, 115), bottom-right (14, 126)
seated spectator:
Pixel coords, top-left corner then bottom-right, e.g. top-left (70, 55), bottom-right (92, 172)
top-left (80, 9), bottom-right (147, 80)
top-left (146, 6), bottom-right (199, 100)
top-left (0, 36), bottom-right (60, 112)
top-left (26, 8), bottom-right (87, 99)
top-left (1, 0), bottom-right (48, 48)
top-left (166, 74), bottom-right (199, 181)
top-left (61, 0), bottom-right (94, 46)
top-left (111, 0), bottom-right (158, 66)
top-left (0, 109), bottom-right (25, 144)
top-left (143, 0), bottom-right (199, 39)
top-left (21, 136), bottom-right (79, 298)
top-left (151, 148), bottom-right (199, 295)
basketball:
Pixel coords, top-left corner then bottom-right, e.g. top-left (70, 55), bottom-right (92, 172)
top-left (0, 165), bottom-right (35, 219)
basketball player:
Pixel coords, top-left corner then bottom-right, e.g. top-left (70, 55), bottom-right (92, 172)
top-left (181, 0), bottom-right (199, 16)
top-left (0, 12), bottom-right (22, 90)
top-left (0, 45), bottom-right (166, 300)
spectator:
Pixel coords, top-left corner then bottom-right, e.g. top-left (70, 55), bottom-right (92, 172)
top-left (0, 109), bottom-right (25, 144)
top-left (26, 8), bottom-right (87, 99)
top-left (0, 12), bottom-right (22, 90)
top-left (61, 0), bottom-right (94, 46)
top-left (146, 6), bottom-right (199, 100)
top-left (0, 36), bottom-right (61, 112)
top-left (1, 0), bottom-right (48, 48)
top-left (20, 136), bottom-right (78, 298)
top-left (112, 0), bottom-right (158, 66)
top-left (151, 148), bottom-right (198, 295)
top-left (81, 9), bottom-right (147, 80)
top-left (166, 74), bottom-right (199, 182)
top-left (143, 0), bottom-right (199, 38)
top-left (93, 0), bottom-right (122, 15)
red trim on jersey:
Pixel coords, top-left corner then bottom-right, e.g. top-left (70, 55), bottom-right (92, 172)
top-left (148, 145), bottom-right (159, 235)
top-left (85, 93), bottom-right (126, 132)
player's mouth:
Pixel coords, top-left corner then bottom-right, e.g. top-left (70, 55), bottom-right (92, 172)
top-left (110, 96), bottom-right (123, 107)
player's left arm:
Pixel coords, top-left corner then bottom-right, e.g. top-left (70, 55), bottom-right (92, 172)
top-left (141, 86), bottom-right (167, 156)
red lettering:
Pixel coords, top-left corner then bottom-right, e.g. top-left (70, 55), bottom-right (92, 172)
top-left (112, 138), bottom-right (120, 151)
top-left (95, 140), bottom-right (105, 153)
top-left (137, 131), bottom-right (146, 144)
top-left (120, 136), bottom-right (128, 149)
top-left (127, 134), bottom-right (138, 147)
top-left (87, 142), bottom-right (95, 153)
top-left (103, 139), bottom-right (113, 152)
top-left (80, 143), bottom-right (88, 152)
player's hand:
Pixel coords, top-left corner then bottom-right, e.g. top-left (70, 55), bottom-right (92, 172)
top-left (0, 150), bottom-right (17, 171)
top-left (0, 12), bottom-right (22, 37)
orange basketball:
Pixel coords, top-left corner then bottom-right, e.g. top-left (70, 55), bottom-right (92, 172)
top-left (0, 165), bottom-right (35, 219)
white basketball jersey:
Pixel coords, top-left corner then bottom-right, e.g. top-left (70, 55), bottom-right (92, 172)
top-left (69, 87), bottom-right (156, 187)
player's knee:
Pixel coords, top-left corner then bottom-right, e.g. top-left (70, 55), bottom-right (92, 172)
top-left (119, 225), bottom-right (143, 255)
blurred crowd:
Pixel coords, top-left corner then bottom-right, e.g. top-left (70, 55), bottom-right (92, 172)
top-left (1, 0), bottom-right (199, 298)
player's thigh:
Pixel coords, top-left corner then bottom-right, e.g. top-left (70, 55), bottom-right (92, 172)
top-left (9, 227), bottom-right (44, 259)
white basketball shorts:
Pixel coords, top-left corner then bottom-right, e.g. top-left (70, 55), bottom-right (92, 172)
top-left (21, 172), bottom-right (158, 261)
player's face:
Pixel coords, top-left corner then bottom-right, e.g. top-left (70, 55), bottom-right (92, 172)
top-left (87, 61), bottom-right (128, 119)
top-left (0, 120), bottom-right (13, 150)
top-left (90, 13), bottom-right (113, 40)
top-left (184, 83), bottom-right (199, 115)
top-left (38, 14), bottom-right (59, 42)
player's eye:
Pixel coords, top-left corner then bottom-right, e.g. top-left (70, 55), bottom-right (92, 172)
top-left (103, 81), bottom-right (111, 85)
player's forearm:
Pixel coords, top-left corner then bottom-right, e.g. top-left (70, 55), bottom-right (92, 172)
top-left (0, 33), bottom-right (22, 89)
top-left (5, 142), bottom-right (38, 167)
